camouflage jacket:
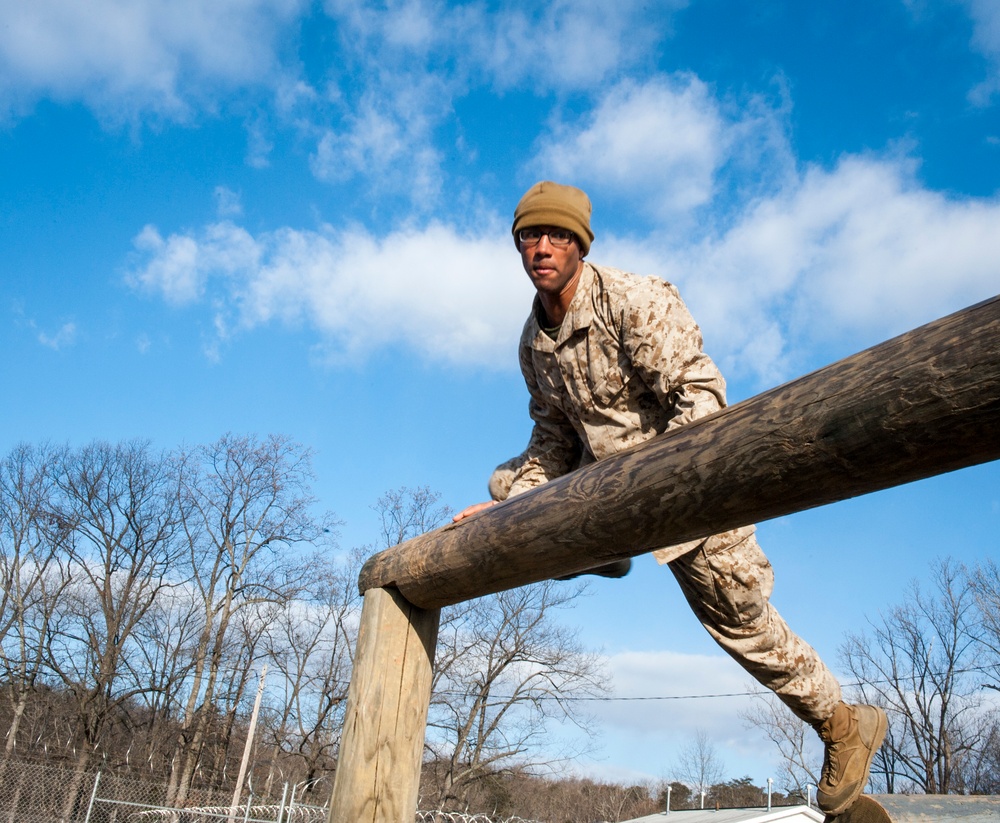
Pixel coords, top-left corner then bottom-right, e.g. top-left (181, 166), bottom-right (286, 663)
top-left (507, 262), bottom-right (753, 560)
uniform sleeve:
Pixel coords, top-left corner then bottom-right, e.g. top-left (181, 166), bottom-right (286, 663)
top-left (505, 341), bottom-right (582, 498)
top-left (621, 278), bottom-right (727, 431)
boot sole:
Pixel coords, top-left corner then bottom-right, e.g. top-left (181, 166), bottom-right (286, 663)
top-left (823, 795), bottom-right (892, 823)
top-left (555, 558), bottom-right (632, 580)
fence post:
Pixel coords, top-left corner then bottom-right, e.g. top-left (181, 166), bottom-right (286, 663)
top-left (229, 665), bottom-right (268, 822)
top-left (327, 587), bottom-right (440, 823)
top-left (276, 782), bottom-right (289, 823)
top-left (82, 771), bottom-right (101, 823)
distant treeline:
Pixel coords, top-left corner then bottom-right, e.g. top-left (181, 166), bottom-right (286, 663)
top-left (0, 435), bottom-right (349, 819)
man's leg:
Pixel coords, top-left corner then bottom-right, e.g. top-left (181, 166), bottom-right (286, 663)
top-left (668, 532), bottom-right (885, 815)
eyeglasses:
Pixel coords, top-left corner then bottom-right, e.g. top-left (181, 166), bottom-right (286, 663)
top-left (517, 227), bottom-right (575, 247)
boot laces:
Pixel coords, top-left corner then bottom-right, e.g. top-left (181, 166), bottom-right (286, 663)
top-left (819, 719), bottom-right (847, 788)
top-left (822, 739), bottom-right (843, 785)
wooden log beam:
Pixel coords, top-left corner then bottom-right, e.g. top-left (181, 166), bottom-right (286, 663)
top-left (361, 295), bottom-right (1000, 610)
top-left (327, 587), bottom-right (439, 823)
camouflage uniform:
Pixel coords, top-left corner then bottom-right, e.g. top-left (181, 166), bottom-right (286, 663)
top-left (490, 262), bottom-right (841, 724)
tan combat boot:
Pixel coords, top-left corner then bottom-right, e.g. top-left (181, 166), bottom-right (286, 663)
top-left (815, 702), bottom-right (888, 816)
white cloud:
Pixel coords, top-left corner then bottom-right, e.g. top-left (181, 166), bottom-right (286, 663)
top-left (121, 51), bottom-right (996, 384)
top-left (127, 143), bottom-right (1000, 383)
top-left (963, 0), bottom-right (1000, 103)
top-left (524, 75), bottom-right (997, 385)
top-left (533, 76), bottom-right (728, 219)
top-left (127, 222), bottom-right (260, 305)
top-left (598, 650), bottom-right (752, 735)
top-left (572, 649), bottom-right (784, 784)
top-left (127, 218), bottom-right (534, 367)
top-left (307, 0), bottom-right (683, 201)
top-left (213, 186), bottom-right (243, 218)
top-left (531, 75), bottom-right (796, 226)
top-left (310, 86), bottom-right (447, 205)
top-left (907, 0), bottom-right (1000, 104)
top-left (650, 153), bottom-right (1000, 385)
top-left (0, 0), bottom-right (306, 121)
top-left (322, 0), bottom-right (679, 92)
top-left (37, 321), bottom-right (77, 350)
top-left (475, 0), bottom-right (680, 91)
top-left (787, 158), bottom-right (999, 334)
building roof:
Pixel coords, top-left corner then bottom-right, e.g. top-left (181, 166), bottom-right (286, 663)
top-left (623, 804), bottom-right (823, 823)
top-left (624, 796), bottom-right (1000, 823)
top-left (871, 794), bottom-right (1000, 821)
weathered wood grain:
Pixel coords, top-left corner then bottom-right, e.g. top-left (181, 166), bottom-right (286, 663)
top-left (360, 295), bottom-right (1000, 609)
top-left (327, 587), bottom-right (439, 823)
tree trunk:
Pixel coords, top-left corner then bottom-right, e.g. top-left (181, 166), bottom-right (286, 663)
top-left (58, 748), bottom-right (92, 823)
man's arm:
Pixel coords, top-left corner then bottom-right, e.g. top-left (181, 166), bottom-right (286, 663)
top-left (454, 341), bottom-right (580, 522)
top-left (452, 412), bottom-right (580, 522)
top-left (622, 277), bottom-right (727, 429)
top-left (505, 343), bottom-right (582, 496)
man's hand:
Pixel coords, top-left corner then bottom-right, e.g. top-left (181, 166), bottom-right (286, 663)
top-left (452, 501), bottom-right (498, 522)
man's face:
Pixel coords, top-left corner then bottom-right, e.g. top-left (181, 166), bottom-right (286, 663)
top-left (517, 225), bottom-right (584, 299)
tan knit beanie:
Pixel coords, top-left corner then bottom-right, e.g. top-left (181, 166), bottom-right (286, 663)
top-left (511, 181), bottom-right (594, 255)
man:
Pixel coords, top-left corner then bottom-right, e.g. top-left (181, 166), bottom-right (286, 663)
top-left (454, 181), bottom-right (887, 816)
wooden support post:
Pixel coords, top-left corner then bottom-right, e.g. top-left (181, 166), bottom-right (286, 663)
top-left (360, 295), bottom-right (1000, 609)
top-left (328, 587), bottom-right (439, 823)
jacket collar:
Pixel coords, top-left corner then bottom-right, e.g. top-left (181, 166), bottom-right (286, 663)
top-left (528, 262), bottom-right (598, 350)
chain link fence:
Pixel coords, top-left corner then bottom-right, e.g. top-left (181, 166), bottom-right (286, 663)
top-left (0, 759), bottom-right (67, 823)
top-left (0, 759), bottom-right (327, 823)
top-left (415, 814), bottom-right (542, 823)
top-left (0, 758), bottom-right (543, 823)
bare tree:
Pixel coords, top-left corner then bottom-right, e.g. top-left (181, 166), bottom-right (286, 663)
top-left (593, 782), bottom-right (654, 822)
top-left (0, 435), bottom-right (350, 809)
top-left (427, 580), bottom-right (608, 809)
top-left (444, 770), bottom-right (659, 822)
top-left (46, 440), bottom-right (182, 818)
top-left (373, 485), bottom-right (451, 548)
top-left (657, 780), bottom-right (692, 811)
top-left (205, 600), bottom-right (277, 788)
top-left (840, 558), bottom-right (991, 793)
top-left (675, 730), bottom-right (725, 806)
top-left (122, 580), bottom-right (204, 776)
top-left (741, 687), bottom-right (820, 796)
top-left (0, 443), bottom-right (74, 755)
top-left (166, 433), bottom-right (333, 805)
top-left (260, 555), bottom-right (359, 798)
top-left (965, 559), bottom-right (1000, 792)
top-left (969, 558), bottom-right (1000, 689)
top-left (956, 720), bottom-right (1000, 794)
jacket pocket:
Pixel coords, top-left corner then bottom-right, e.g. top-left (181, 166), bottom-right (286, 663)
top-left (589, 357), bottom-right (632, 407)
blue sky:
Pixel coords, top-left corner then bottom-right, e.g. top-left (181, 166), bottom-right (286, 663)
top-left (2, 0), bottom-right (999, 790)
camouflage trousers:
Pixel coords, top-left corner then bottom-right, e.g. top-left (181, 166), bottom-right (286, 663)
top-left (489, 459), bottom-right (842, 726)
top-left (667, 529), bottom-right (841, 725)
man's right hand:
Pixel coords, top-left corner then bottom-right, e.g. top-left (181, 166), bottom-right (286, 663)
top-left (452, 501), bottom-right (498, 522)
